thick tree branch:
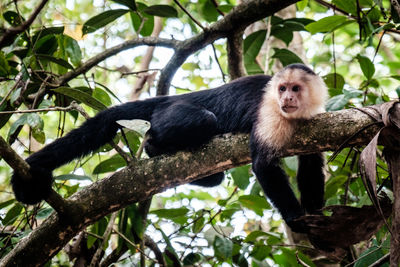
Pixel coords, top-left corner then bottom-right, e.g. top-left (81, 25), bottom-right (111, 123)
top-left (0, 105), bottom-right (384, 267)
top-left (0, 0), bottom-right (49, 48)
top-left (156, 0), bottom-right (299, 94)
top-left (227, 30), bottom-right (246, 79)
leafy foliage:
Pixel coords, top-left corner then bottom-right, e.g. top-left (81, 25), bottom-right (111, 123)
top-left (0, 0), bottom-right (399, 266)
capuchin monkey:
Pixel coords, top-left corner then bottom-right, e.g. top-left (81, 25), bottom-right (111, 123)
top-left (11, 63), bottom-right (328, 233)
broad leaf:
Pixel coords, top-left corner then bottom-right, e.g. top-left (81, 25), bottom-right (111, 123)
top-left (151, 208), bottom-right (189, 219)
top-left (3, 11), bottom-right (24, 26)
top-left (82, 9), bottom-right (129, 35)
top-left (93, 155), bottom-right (126, 174)
top-left (271, 48), bottom-right (303, 66)
top-left (52, 87), bottom-right (107, 111)
top-left (356, 54), bottom-right (375, 80)
top-left (305, 15), bottom-right (352, 34)
top-left (144, 5), bottom-right (178, 17)
top-left (36, 54), bottom-right (74, 69)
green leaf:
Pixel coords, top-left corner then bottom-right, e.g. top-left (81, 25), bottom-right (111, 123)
top-left (323, 73), bottom-right (345, 89)
top-left (32, 128), bottom-right (45, 144)
top-left (243, 30), bottom-right (266, 74)
top-left (0, 199), bottom-right (15, 210)
top-left (36, 208), bottom-right (54, 219)
top-left (271, 48), bottom-right (303, 66)
top-left (354, 242), bottom-right (388, 267)
top-left (54, 174), bottom-right (92, 181)
top-left (213, 236), bottom-right (233, 260)
top-left (325, 94), bottom-right (348, 111)
top-left (32, 27), bottom-right (65, 44)
top-left (2, 203), bottom-right (23, 225)
top-left (343, 88), bottom-right (363, 98)
top-left (36, 54), bottom-right (74, 69)
top-left (201, 0), bottom-right (219, 22)
top-left (111, 0), bottom-right (137, 11)
top-left (82, 9), bottom-right (129, 35)
top-left (93, 87), bottom-right (112, 106)
top-left (356, 55), bottom-right (375, 80)
top-left (34, 35), bottom-right (58, 55)
top-left (144, 5), bottom-right (178, 17)
top-left (230, 165), bottom-right (251, 190)
top-left (218, 4), bottom-right (234, 13)
top-left (238, 195), bottom-right (270, 216)
top-left (244, 230), bottom-right (270, 242)
top-left (63, 36), bottom-right (82, 66)
top-left (3, 11), bottom-right (24, 26)
top-left (93, 155), bottom-right (126, 174)
top-left (251, 244), bottom-right (271, 261)
top-left (0, 52), bottom-right (10, 76)
top-left (333, 0), bottom-right (357, 15)
top-left (305, 15), bottom-right (351, 34)
top-left (130, 3), bottom-right (154, 36)
top-left (151, 207), bottom-right (189, 219)
top-left (52, 87), bottom-right (107, 111)
top-left (296, 0), bottom-right (308, 11)
top-left (220, 208), bottom-right (240, 221)
top-left (183, 253), bottom-right (202, 265)
top-left (271, 25), bottom-right (293, 45)
top-left (244, 30), bottom-right (266, 62)
top-left (8, 114), bottom-right (28, 139)
top-left (192, 216), bottom-right (205, 233)
top-left (325, 175), bottom-right (348, 199)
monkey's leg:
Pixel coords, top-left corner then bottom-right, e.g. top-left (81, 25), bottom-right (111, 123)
top-left (145, 102), bottom-right (224, 187)
top-left (297, 153), bottom-right (325, 214)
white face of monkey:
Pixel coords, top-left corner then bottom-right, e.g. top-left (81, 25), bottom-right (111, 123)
top-left (268, 67), bottom-right (328, 119)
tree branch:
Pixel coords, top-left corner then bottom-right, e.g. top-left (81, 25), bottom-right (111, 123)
top-left (227, 30), bottom-right (246, 79)
top-left (0, 105), bottom-right (385, 267)
top-left (0, 0), bottom-right (49, 48)
top-left (156, 0), bottom-right (300, 94)
top-left (57, 37), bottom-right (179, 85)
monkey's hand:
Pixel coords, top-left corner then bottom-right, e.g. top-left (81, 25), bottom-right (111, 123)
top-left (286, 217), bottom-right (309, 233)
top-left (11, 164), bottom-right (53, 205)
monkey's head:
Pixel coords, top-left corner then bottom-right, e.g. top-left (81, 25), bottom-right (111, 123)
top-left (268, 64), bottom-right (328, 120)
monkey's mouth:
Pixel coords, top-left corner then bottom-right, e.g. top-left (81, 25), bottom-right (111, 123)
top-left (282, 106), bottom-right (298, 113)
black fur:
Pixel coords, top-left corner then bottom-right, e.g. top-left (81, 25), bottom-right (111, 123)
top-left (11, 69), bottom-right (325, 233)
top-left (12, 75), bottom-right (269, 204)
top-left (250, 139), bottom-right (325, 232)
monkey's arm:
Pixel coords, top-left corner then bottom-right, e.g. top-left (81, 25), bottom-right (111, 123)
top-left (251, 144), bottom-right (307, 232)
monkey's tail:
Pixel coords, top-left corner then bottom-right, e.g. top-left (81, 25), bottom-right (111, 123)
top-left (11, 99), bottom-right (159, 204)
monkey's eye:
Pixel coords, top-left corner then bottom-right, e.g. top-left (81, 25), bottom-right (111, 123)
top-left (292, 85), bottom-right (300, 92)
top-left (279, 86), bottom-right (286, 92)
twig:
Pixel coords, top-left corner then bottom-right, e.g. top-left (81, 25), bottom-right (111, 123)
top-left (211, 44), bottom-right (226, 82)
top-left (210, 0), bottom-right (225, 16)
top-left (144, 235), bottom-right (166, 267)
top-left (173, 0), bottom-right (204, 30)
top-left (58, 37), bottom-right (179, 86)
top-left (0, 0), bottom-right (49, 48)
top-left (0, 72), bottom-right (24, 108)
top-left (0, 103), bottom-right (81, 114)
top-left (121, 68), bottom-right (161, 77)
top-left (112, 228), bottom-right (157, 263)
top-left (89, 212), bottom-right (118, 267)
